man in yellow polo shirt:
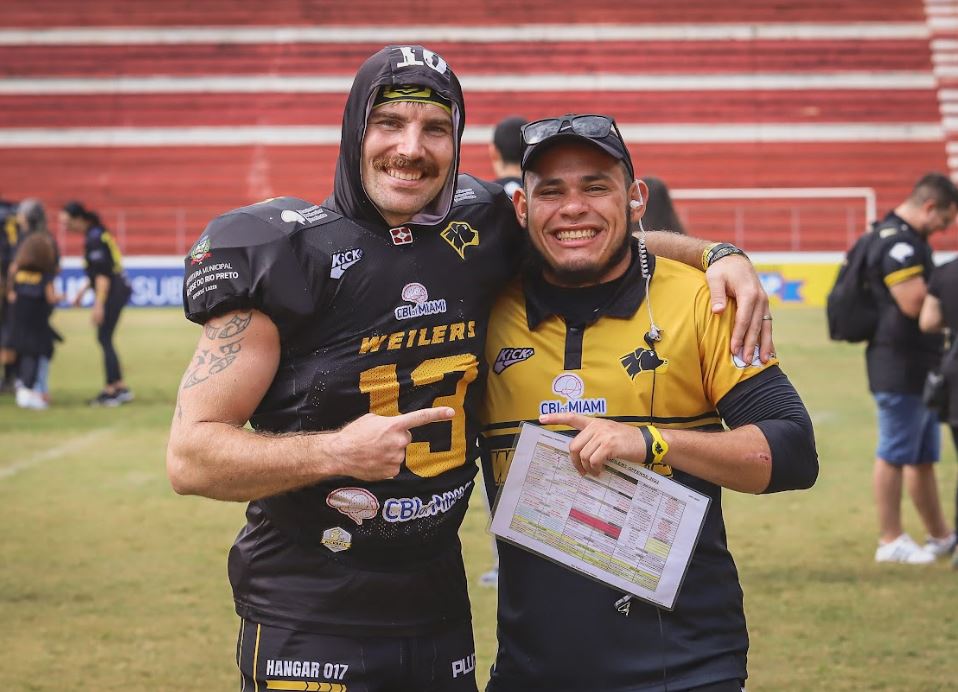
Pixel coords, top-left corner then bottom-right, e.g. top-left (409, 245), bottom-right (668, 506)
top-left (479, 114), bottom-right (819, 692)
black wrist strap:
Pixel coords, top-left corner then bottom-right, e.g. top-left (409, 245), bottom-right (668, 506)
top-left (705, 242), bottom-right (747, 268)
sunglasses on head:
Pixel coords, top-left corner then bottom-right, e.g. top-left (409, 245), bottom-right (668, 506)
top-left (521, 114), bottom-right (622, 146)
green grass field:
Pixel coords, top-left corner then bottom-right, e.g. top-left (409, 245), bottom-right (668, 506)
top-left (2, 306), bottom-right (957, 691)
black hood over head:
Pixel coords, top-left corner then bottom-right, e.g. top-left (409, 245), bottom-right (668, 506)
top-left (331, 45), bottom-right (465, 229)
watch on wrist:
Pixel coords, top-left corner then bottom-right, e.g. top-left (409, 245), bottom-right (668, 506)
top-left (704, 242), bottom-right (747, 269)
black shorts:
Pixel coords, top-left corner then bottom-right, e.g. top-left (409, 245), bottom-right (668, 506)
top-left (236, 618), bottom-right (477, 692)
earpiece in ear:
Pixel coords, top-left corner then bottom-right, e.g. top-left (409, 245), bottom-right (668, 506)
top-left (629, 199), bottom-right (642, 209)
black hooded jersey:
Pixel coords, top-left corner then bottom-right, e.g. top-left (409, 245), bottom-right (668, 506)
top-left (184, 186), bottom-right (520, 635)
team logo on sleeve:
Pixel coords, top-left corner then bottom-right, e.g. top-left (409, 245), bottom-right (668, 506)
top-left (330, 248), bottom-right (364, 279)
top-left (390, 226), bottom-right (414, 245)
top-left (732, 345), bottom-right (763, 368)
top-left (888, 242), bottom-right (915, 264)
top-left (539, 373), bottom-right (607, 415)
top-left (321, 527), bottom-right (352, 553)
top-left (493, 347), bottom-right (535, 374)
top-left (440, 221), bottom-right (480, 259)
top-left (620, 346), bottom-right (667, 377)
top-left (281, 205), bottom-right (328, 225)
top-left (189, 236), bottom-right (211, 265)
top-left (395, 283), bottom-right (447, 320)
top-left (326, 487), bottom-right (379, 525)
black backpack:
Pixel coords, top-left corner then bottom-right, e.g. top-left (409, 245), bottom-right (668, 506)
top-left (826, 225), bottom-right (881, 342)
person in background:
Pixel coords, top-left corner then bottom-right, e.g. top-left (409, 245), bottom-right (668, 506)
top-left (919, 255), bottom-right (958, 567)
top-left (640, 176), bottom-right (687, 234)
top-left (61, 201), bottom-right (133, 406)
top-left (479, 114), bottom-right (529, 589)
top-left (866, 173), bottom-right (956, 564)
top-left (9, 199), bottom-right (60, 402)
top-left (0, 198), bottom-right (19, 392)
top-left (8, 222), bottom-right (61, 410)
top-left (489, 116), bottom-right (527, 198)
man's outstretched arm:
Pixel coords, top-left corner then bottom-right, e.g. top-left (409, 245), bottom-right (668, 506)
top-left (644, 231), bottom-right (773, 362)
top-left (166, 309), bottom-right (453, 502)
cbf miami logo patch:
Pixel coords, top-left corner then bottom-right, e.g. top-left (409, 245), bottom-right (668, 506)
top-left (440, 221), bottom-right (479, 259)
top-left (326, 487), bottom-right (379, 526)
top-left (539, 373), bottom-right (607, 415)
top-left (394, 283), bottom-right (447, 320)
top-left (189, 236), bottom-right (211, 265)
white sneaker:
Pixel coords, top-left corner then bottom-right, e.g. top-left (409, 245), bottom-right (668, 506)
top-left (875, 534), bottom-right (936, 564)
top-left (925, 532), bottom-right (957, 558)
top-left (15, 387), bottom-right (48, 410)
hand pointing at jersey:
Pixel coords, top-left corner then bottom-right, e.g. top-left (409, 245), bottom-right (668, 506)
top-left (328, 407), bottom-right (456, 481)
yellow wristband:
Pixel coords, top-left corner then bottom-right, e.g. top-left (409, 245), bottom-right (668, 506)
top-left (641, 424), bottom-right (670, 466)
top-left (701, 242), bottom-right (720, 272)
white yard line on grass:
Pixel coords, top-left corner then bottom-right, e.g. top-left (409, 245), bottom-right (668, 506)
top-left (0, 429), bottom-right (112, 480)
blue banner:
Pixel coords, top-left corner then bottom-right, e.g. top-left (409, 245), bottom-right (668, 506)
top-left (57, 258), bottom-right (183, 308)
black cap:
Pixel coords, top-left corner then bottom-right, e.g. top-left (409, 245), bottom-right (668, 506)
top-left (521, 115), bottom-right (634, 181)
top-left (492, 116), bottom-right (528, 164)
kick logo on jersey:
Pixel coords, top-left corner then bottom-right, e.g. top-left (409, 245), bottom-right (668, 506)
top-left (326, 487), bottom-right (379, 525)
top-left (539, 372), bottom-right (608, 415)
top-left (493, 347), bottom-right (535, 374)
top-left (330, 247), bottom-right (364, 279)
top-left (620, 346), bottom-right (668, 377)
top-left (390, 226), bottom-right (414, 245)
top-left (440, 221), bottom-right (479, 259)
top-left (395, 282), bottom-right (447, 320)
top-left (321, 527), bottom-right (352, 553)
top-left (189, 236), bottom-right (211, 265)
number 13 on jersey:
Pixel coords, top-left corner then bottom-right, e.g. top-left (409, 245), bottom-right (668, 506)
top-left (359, 354), bottom-right (479, 477)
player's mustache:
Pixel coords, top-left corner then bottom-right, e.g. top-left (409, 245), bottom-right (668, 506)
top-left (372, 155), bottom-right (439, 178)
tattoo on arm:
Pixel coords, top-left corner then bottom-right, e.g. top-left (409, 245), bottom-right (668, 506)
top-left (182, 313), bottom-right (252, 390)
top-left (203, 312), bottom-right (252, 340)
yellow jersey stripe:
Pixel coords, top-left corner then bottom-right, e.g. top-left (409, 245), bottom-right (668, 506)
top-left (238, 618), bottom-right (247, 692)
top-left (483, 412), bottom-right (722, 434)
top-left (265, 682), bottom-right (346, 691)
top-left (884, 265), bottom-right (923, 287)
top-left (253, 623), bottom-right (261, 692)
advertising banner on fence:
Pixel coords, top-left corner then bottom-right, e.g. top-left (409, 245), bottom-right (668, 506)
top-left (57, 257), bottom-right (183, 308)
top-left (55, 252), bottom-right (953, 310)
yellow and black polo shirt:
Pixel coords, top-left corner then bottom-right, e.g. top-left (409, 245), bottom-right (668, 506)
top-left (478, 246), bottom-right (776, 689)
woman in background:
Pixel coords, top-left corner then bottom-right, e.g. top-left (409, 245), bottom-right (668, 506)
top-left (62, 201), bottom-right (133, 406)
top-left (8, 220), bottom-right (61, 410)
top-left (640, 176), bottom-right (687, 234)
top-left (10, 199), bottom-right (60, 402)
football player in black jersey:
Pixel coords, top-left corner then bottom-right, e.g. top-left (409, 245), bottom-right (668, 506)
top-left (167, 45), bottom-right (775, 692)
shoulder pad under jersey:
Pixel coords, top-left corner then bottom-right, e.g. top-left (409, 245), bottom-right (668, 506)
top-left (183, 197), bottom-right (334, 327)
top-left (451, 174), bottom-right (504, 208)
